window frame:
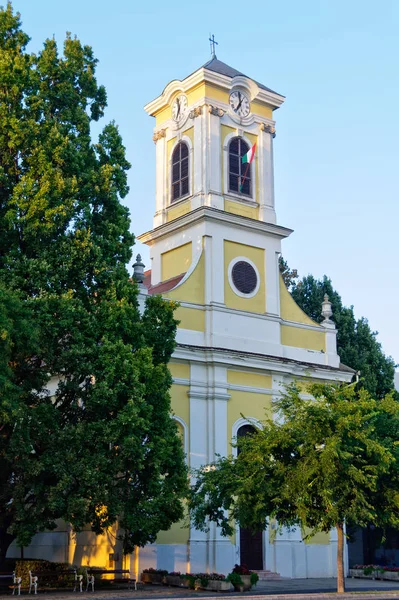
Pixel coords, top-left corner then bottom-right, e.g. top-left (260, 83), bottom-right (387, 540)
top-left (170, 140), bottom-right (190, 203)
top-left (228, 136), bottom-right (252, 198)
top-left (228, 256), bottom-right (261, 299)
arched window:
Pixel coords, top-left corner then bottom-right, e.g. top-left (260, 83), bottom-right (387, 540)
top-left (171, 142), bottom-right (189, 202)
top-left (229, 137), bottom-right (251, 197)
top-left (237, 424), bottom-right (256, 455)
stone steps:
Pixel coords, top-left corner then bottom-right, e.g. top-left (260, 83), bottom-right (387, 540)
top-left (253, 570), bottom-right (281, 580)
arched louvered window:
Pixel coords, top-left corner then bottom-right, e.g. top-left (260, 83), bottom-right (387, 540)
top-left (228, 137), bottom-right (251, 197)
top-left (171, 142), bottom-right (189, 202)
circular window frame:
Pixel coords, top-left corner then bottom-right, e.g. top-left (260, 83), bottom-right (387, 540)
top-left (228, 256), bottom-right (260, 299)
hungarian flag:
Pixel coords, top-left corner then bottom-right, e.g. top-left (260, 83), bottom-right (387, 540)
top-left (242, 143), bottom-right (256, 164)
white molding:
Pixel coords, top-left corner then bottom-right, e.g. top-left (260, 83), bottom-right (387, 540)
top-left (172, 377), bottom-right (190, 386)
top-left (168, 135), bottom-right (193, 207)
top-left (138, 206), bottom-right (293, 245)
top-left (227, 383), bottom-right (273, 395)
top-left (187, 390), bottom-right (231, 401)
top-left (232, 417), bottom-right (263, 457)
top-left (166, 246), bottom-right (203, 293)
top-left (223, 194), bottom-right (258, 209)
top-left (166, 299), bottom-right (324, 333)
top-left (227, 255), bottom-right (261, 299)
top-left (280, 318), bottom-right (322, 332)
top-left (154, 97), bottom-right (277, 135)
top-left (173, 344), bottom-right (353, 382)
top-left (144, 68), bottom-right (285, 117)
top-left (172, 415), bottom-right (189, 457)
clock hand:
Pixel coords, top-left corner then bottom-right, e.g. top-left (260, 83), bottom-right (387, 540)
top-left (237, 92), bottom-right (243, 111)
top-left (176, 98), bottom-right (180, 118)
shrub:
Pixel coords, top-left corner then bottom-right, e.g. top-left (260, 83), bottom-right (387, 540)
top-left (181, 574), bottom-right (196, 589)
top-left (142, 568), bottom-right (168, 575)
top-left (14, 559), bottom-right (70, 588)
top-left (250, 572), bottom-right (259, 586)
top-left (227, 572), bottom-right (243, 587)
top-left (232, 563), bottom-right (251, 575)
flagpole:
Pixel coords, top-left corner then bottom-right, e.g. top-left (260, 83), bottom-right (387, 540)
top-left (240, 162), bottom-right (251, 193)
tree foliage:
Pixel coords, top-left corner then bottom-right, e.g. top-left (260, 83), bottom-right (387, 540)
top-left (189, 383), bottom-right (399, 592)
top-left (278, 259), bottom-right (396, 398)
top-left (0, 2), bottom-right (187, 565)
top-left (278, 256), bottom-right (298, 291)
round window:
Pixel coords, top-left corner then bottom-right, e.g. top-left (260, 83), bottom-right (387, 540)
top-left (231, 261), bottom-right (258, 294)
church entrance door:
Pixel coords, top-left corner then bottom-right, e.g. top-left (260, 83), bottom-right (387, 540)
top-left (236, 424), bottom-right (264, 570)
top-left (239, 528), bottom-right (263, 569)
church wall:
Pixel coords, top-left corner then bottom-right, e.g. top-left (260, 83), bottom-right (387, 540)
top-left (165, 244), bottom-right (205, 305)
top-left (169, 362), bottom-right (190, 380)
top-left (224, 198), bottom-right (259, 219)
top-left (251, 101), bottom-right (273, 120)
top-left (155, 83), bottom-right (229, 126)
top-left (266, 525), bottom-right (337, 578)
top-left (224, 240), bottom-right (266, 313)
top-left (169, 383), bottom-right (190, 439)
top-left (156, 519), bottom-right (189, 545)
top-left (161, 242), bottom-right (192, 280)
top-left (227, 390), bottom-right (272, 445)
top-left (174, 306), bottom-right (205, 331)
top-left (279, 276), bottom-right (321, 327)
top-left (8, 524), bottom-right (121, 570)
top-left (227, 370), bottom-right (272, 390)
top-left (281, 324), bottom-right (327, 352)
top-left (167, 199), bottom-right (191, 222)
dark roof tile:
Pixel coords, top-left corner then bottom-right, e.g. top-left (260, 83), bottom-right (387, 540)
top-left (202, 57), bottom-right (283, 96)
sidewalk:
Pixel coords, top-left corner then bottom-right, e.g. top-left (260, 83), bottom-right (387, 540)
top-left (10, 578), bottom-right (399, 600)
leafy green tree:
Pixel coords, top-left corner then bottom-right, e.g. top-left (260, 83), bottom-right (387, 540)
top-left (278, 256), bottom-right (298, 291)
top-left (0, 3), bottom-right (187, 566)
top-left (278, 261), bottom-right (396, 398)
top-left (189, 384), bottom-right (399, 593)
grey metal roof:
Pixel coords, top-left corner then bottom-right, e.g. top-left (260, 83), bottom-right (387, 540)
top-left (202, 57), bottom-right (283, 97)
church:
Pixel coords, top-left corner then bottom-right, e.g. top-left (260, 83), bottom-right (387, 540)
top-left (8, 53), bottom-right (354, 579)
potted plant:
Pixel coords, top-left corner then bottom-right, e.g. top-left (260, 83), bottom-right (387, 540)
top-left (180, 573), bottom-right (196, 589)
top-left (165, 572), bottom-right (182, 587)
top-left (141, 568), bottom-right (168, 584)
top-left (227, 564), bottom-right (259, 591)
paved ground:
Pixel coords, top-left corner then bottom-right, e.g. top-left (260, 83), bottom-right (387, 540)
top-left (7, 578), bottom-right (399, 600)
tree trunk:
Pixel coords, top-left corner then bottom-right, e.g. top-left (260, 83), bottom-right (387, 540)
top-left (0, 528), bottom-right (16, 570)
top-left (336, 522), bottom-right (345, 593)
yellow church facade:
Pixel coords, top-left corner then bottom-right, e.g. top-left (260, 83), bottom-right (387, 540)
top-left (134, 56), bottom-right (353, 578)
top-left (8, 56), bottom-right (353, 579)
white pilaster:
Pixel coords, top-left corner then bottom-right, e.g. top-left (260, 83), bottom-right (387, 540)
top-left (259, 126), bottom-right (276, 224)
top-left (207, 109), bottom-right (223, 210)
top-left (153, 134), bottom-right (167, 227)
top-left (265, 249), bottom-right (281, 316)
top-left (192, 111), bottom-right (206, 210)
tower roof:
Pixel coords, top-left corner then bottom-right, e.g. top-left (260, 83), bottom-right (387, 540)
top-left (201, 57), bottom-right (282, 97)
top-left (145, 57), bottom-right (285, 117)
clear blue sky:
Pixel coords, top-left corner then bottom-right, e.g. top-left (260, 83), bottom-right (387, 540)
top-left (12, 0), bottom-right (399, 364)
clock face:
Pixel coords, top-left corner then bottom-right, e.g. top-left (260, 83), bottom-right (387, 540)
top-left (229, 90), bottom-right (250, 118)
top-left (172, 95), bottom-right (188, 122)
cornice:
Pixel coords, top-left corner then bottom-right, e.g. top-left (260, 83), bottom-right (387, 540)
top-left (144, 68), bottom-right (285, 116)
top-left (174, 344), bottom-right (354, 382)
top-left (138, 206), bottom-right (293, 245)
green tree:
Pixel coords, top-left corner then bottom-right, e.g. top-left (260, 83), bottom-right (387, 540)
top-left (189, 384), bottom-right (399, 593)
top-left (278, 264), bottom-right (396, 398)
top-left (278, 256), bottom-right (298, 291)
top-left (0, 3), bottom-right (187, 566)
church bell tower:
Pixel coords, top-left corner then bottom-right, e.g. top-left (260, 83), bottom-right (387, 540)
top-left (144, 55), bottom-right (285, 229)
